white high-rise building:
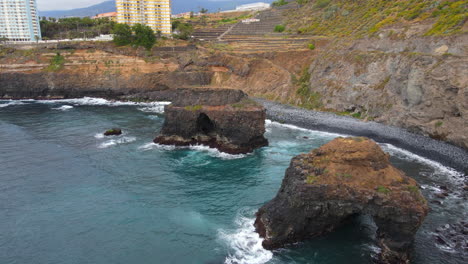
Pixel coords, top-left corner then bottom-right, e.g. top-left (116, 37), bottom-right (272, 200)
top-left (0, 0), bottom-right (41, 42)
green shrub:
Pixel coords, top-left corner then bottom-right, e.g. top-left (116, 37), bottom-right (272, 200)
top-left (377, 186), bottom-right (390, 194)
top-left (112, 23), bottom-right (156, 50)
top-left (112, 23), bottom-right (133, 46)
top-left (435, 121), bottom-right (443, 127)
top-left (315, 0), bottom-right (331, 9)
top-left (308, 43), bottom-right (315, 50)
top-left (274, 24), bottom-right (286, 32)
top-left (47, 52), bottom-right (65, 71)
top-left (132, 24), bottom-right (156, 50)
top-left (272, 0), bottom-right (288, 7)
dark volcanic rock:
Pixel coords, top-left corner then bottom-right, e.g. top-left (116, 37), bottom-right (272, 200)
top-left (255, 137), bottom-right (428, 263)
top-left (154, 88), bottom-right (268, 154)
top-left (104, 128), bottom-right (122, 136)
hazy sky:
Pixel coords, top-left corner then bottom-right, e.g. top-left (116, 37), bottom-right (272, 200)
top-left (37, 0), bottom-right (105, 10)
top-left (37, 0), bottom-right (234, 11)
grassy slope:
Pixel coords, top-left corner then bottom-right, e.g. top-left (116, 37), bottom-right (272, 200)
top-left (285, 0), bottom-right (467, 37)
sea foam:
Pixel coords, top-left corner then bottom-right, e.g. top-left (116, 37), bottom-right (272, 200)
top-left (52, 105), bottom-right (74, 111)
top-left (219, 210), bottom-right (273, 264)
top-left (38, 97), bottom-right (171, 108)
top-left (138, 142), bottom-right (248, 160)
top-left (98, 136), bottom-right (136, 149)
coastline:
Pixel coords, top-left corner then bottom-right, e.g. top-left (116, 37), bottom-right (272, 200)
top-left (256, 98), bottom-right (468, 174)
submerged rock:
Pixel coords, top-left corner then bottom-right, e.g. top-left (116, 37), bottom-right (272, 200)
top-left (154, 88), bottom-right (268, 154)
top-left (104, 128), bottom-right (122, 136)
top-left (255, 137), bottom-right (428, 263)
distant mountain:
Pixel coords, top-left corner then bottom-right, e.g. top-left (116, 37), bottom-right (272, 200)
top-left (39, 1), bottom-right (116, 18)
top-left (39, 0), bottom-right (276, 18)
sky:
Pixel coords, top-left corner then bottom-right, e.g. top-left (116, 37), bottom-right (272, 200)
top-left (37, 0), bottom-right (241, 11)
top-left (37, 0), bottom-right (105, 11)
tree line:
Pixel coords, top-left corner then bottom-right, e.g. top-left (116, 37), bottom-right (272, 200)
top-left (40, 17), bottom-right (115, 40)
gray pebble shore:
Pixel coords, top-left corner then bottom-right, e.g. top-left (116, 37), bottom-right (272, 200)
top-left (256, 98), bottom-right (468, 174)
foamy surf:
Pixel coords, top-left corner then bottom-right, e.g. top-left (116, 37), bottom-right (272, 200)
top-left (380, 143), bottom-right (464, 181)
top-left (98, 136), bottom-right (136, 149)
top-left (138, 142), bottom-right (177, 151)
top-left (265, 120), bottom-right (347, 137)
top-left (219, 210), bottom-right (273, 264)
top-left (37, 97), bottom-right (171, 108)
top-left (0, 101), bottom-right (26, 108)
top-left (52, 105), bottom-right (74, 111)
top-left (137, 142), bottom-right (248, 160)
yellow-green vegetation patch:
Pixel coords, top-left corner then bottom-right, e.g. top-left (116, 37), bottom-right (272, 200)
top-left (293, 68), bottom-right (322, 110)
top-left (435, 121), bottom-right (444, 127)
top-left (285, 0), bottom-right (467, 37)
top-left (184, 105), bottom-right (203, 111)
top-left (46, 52), bottom-right (66, 72)
top-left (231, 98), bottom-right (260, 109)
top-left (306, 175), bottom-right (318, 184)
top-left (376, 185), bottom-right (391, 194)
top-left (407, 185), bottom-right (419, 193)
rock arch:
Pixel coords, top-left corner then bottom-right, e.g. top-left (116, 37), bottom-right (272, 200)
top-left (197, 113), bottom-right (215, 135)
top-left (255, 137), bottom-right (428, 263)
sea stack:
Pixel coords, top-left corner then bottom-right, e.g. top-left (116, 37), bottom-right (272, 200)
top-left (154, 88), bottom-right (268, 154)
top-left (255, 137), bottom-right (428, 263)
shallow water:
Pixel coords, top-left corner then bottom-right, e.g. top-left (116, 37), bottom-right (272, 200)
top-left (0, 99), bottom-right (466, 264)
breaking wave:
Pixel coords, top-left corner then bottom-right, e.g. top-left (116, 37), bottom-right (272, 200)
top-left (138, 142), bottom-right (248, 160)
top-left (52, 105), bottom-right (74, 111)
top-left (219, 209), bottom-right (273, 264)
top-left (98, 136), bottom-right (136, 149)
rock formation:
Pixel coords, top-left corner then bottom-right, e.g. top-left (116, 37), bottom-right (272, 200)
top-left (104, 128), bottom-right (122, 136)
top-left (154, 88), bottom-right (268, 154)
top-left (255, 137), bottom-right (428, 263)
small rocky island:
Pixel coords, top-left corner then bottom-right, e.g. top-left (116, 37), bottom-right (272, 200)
top-left (255, 137), bottom-right (428, 263)
top-left (154, 88), bottom-right (268, 154)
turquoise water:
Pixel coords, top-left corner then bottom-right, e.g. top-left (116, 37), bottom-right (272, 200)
top-left (0, 99), bottom-right (466, 264)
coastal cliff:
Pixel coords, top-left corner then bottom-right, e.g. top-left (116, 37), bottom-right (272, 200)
top-left (1, 1), bottom-right (466, 149)
top-left (255, 137), bottom-right (429, 263)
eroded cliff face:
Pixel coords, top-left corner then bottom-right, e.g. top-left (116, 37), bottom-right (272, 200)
top-left (1, 31), bottom-right (466, 149)
top-left (306, 33), bottom-right (468, 148)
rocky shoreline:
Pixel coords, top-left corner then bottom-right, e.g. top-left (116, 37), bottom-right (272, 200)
top-left (256, 98), bottom-right (468, 174)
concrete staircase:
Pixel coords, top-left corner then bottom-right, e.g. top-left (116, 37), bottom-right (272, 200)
top-left (194, 2), bottom-right (313, 53)
top-left (191, 24), bottom-right (233, 41)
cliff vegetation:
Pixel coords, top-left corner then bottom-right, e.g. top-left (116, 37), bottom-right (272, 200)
top-left (286, 0), bottom-right (467, 37)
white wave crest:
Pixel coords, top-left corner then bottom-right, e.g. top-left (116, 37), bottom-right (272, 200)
top-left (137, 142), bottom-right (247, 160)
top-left (137, 103), bottom-right (169, 113)
top-left (380, 143), bottom-right (464, 180)
top-left (188, 145), bottom-right (247, 160)
top-left (38, 97), bottom-right (171, 108)
top-left (265, 119), bottom-right (346, 137)
top-left (138, 142), bottom-right (176, 151)
top-left (94, 133), bottom-right (105, 139)
top-left (52, 105), bottom-right (74, 111)
top-left (98, 136), bottom-right (136, 149)
top-left (0, 101), bottom-right (25, 108)
top-left (219, 212), bottom-right (273, 264)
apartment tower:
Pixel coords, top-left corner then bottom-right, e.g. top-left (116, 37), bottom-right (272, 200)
top-left (0, 0), bottom-right (41, 42)
top-left (116, 0), bottom-right (171, 35)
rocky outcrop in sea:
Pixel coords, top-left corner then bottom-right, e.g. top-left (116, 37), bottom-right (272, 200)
top-left (154, 88), bottom-right (268, 154)
top-left (255, 137), bottom-right (429, 263)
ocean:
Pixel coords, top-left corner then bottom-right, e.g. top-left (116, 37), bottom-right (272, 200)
top-left (0, 98), bottom-right (465, 264)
